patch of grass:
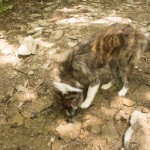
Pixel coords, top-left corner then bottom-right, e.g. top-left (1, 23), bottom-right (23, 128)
top-left (0, 0), bottom-right (13, 14)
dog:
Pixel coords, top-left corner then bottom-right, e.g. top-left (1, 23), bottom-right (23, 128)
top-left (51, 23), bottom-right (150, 116)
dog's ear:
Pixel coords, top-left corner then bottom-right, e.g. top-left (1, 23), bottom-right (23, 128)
top-left (53, 82), bottom-right (82, 94)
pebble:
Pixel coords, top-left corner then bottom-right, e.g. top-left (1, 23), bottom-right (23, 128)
top-left (51, 30), bottom-right (64, 40)
top-left (121, 97), bottom-right (136, 107)
top-left (142, 107), bottom-right (150, 113)
top-left (15, 84), bottom-right (24, 91)
top-left (28, 71), bottom-right (34, 75)
top-left (30, 14), bottom-right (42, 18)
top-left (67, 41), bottom-right (77, 47)
top-left (56, 122), bottom-right (82, 141)
top-left (32, 29), bottom-right (43, 38)
top-left (38, 20), bottom-right (49, 27)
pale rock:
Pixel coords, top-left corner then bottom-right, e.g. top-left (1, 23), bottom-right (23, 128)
top-left (121, 97), bottom-right (136, 107)
top-left (44, 29), bottom-right (53, 33)
top-left (56, 122), bottom-right (82, 141)
top-left (38, 20), bottom-right (49, 27)
top-left (43, 7), bottom-right (52, 12)
top-left (17, 36), bottom-right (38, 55)
top-left (32, 28), bottom-right (43, 38)
top-left (15, 84), bottom-right (24, 91)
top-left (110, 97), bottom-right (123, 109)
top-left (30, 13), bottom-right (41, 18)
top-left (51, 30), bottom-right (64, 40)
top-left (123, 111), bottom-right (150, 150)
top-left (142, 107), bottom-right (150, 113)
top-left (28, 70), bottom-right (34, 75)
top-left (67, 41), bottom-right (77, 47)
top-left (41, 60), bottom-right (51, 69)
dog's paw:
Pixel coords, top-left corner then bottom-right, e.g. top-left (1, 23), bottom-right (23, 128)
top-left (80, 101), bottom-right (91, 109)
top-left (118, 87), bottom-right (128, 96)
top-left (101, 82), bottom-right (112, 90)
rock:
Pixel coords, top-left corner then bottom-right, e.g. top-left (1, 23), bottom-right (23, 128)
top-left (140, 27), bottom-right (147, 33)
top-left (142, 107), bottom-right (150, 113)
top-left (111, 97), bottom-right (136, 108)
top-left (67, 41), bottom-right (78, 47)
top-left (82, 114), bottom-right (103, 134)
top-left (38, 20), bottom-right (49, 27)
top-left (30, 14), bottom-right (41, 18)
top-left (51, 30), bottom-right (64, 40)
top-left (44, 29), bottom-right (53, 33)
top-left (115, 110), bottom-right (129, 121)
top-left (41, 60), bottom-right (51, 69)
top-left (56, 122), bottom-right (82, 141)
top-left (17, 36), bottom-right (38, 56)
top-left (28, 70), bottom-right (34, 75)
top-left (102, 124), bottom-right (119, 143)
top-left (110, 97), bottom-right (123, 109)
top-left (15, 84), bottom-right (24, 91)
top-left (32, 28), bottom-right (43, 38)
top-left (123, 111), bottom-right (150, 150)
top-left (121, 97), bottom-right (136, 107)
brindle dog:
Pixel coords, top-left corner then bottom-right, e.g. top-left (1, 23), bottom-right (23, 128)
top-left (51, 23), bottom-right (150, 116)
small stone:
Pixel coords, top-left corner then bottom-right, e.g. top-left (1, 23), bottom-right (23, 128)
top-left (28, 71), bottom-right (34, 75)
top-left (51, 30), bottom-right (64, 40)
top-left (121, 97), bottom-right (136, 107)
top-left (41, 60), bottom-right (51, 69)
top-left (30, 13), bottom-right (41, 18)
top-left (44, 29), bottom-right (53, 33)
top-left (142, 107), bottom-right (150, 113)
top-left (116, 110), bottom-right (129, 120)
top-left (67, 41), bottom-right (77, 47)
top-left (56, 122), bottom-right (82, 141)
top-left (17, 36), bottom-right (38, 55)
top-left (140, 27), bottom-right (147, 33)
top-left (38, 20), bottom-right (49, 27)
top-left (15, 84), bottom-right (24, 91)
top-left (32, 28), bottom-right (43, 38)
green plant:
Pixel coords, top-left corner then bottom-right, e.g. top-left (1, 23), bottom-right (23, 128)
top-left (0, 0), bottom-right (13, 14)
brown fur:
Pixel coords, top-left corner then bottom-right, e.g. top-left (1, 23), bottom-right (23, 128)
top-left (52, 23), bottom-right (150, 116)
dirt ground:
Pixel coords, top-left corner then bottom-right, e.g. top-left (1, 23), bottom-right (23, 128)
top-left (0, 0), bottom-right (150, 149)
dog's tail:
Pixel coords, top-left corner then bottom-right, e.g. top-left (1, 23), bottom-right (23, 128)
top-left (48, 49), bottom-right (73, 63)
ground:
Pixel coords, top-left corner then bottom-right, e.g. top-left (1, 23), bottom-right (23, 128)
top-left (0, 0), bottom-right (150, 150)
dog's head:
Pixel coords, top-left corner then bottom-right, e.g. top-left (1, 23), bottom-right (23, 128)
top-left (53, 81), bottom-right (84, 116)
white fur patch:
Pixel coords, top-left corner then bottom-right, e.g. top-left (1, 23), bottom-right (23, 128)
top-left (80, 81), bottom-right (100, 108)
top-left (101, 81), bottom-right (113, 90)
top-left (53, 81), bottom-right (82, 94)
top-left (118, 86), bottom-right (129, 96)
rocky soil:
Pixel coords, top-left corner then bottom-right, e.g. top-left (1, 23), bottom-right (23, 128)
top-left (0, 0), bottom-right (150, 149)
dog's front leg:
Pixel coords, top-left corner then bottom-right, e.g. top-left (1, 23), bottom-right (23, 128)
top-left (80, 80), bottom-right (100, 109)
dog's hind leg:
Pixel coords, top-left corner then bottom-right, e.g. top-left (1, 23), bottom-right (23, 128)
top-left (101, 60), bottom-right (119, 90)
top-left (118, 62), bottom-right (134, 96)
top-left (80, 79), bottom-right (100, 109)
